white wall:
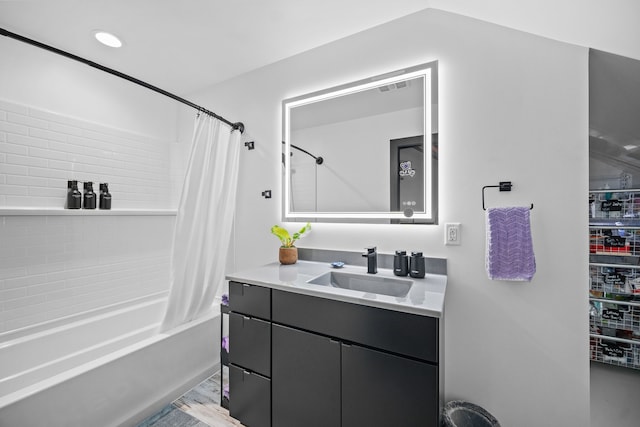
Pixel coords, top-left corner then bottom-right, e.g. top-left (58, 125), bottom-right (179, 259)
top-left (0, 37), bottom-right (190, 333)
top-left (0, 38), bottom-right (179, 140)
top-left (191, 9), bottom-right (590, 426)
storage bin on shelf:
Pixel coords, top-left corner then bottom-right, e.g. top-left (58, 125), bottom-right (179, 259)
top-left (590, 190), bottom-right (640, 222)
top-left (590, 335), bottom-right (640, 368)
top-left (589, 301), bottom-right (640, 332)
top-left (589, 227), bottom-right (640, 256)
top-left (589, 264), bottom-right (640, 295)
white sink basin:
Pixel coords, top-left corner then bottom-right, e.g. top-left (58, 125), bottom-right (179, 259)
top-left (308, 271), bottom-right (413, 297)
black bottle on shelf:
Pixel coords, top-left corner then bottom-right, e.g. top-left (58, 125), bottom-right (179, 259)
top-left (394, 250), bottom-right (409, 276)
top-left (83, 181), bottom-right (96, 209)
top-left (409, 251), bottom-right (426, 278)
top-left (99, 183), bottom-right (112, 210)
top-left (65, 180), bottom-right (72, 209)
top-left (67, 180), bottom-right (82, 209)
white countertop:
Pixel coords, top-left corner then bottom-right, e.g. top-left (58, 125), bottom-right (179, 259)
top-left (226, 260), bottom-right (446, 318)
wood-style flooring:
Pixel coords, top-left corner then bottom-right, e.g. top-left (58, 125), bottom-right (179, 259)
top-left (137, 370), bottom-right (244, 427)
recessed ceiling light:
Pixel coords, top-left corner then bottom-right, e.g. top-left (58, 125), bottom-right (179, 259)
top-left (93, 31), bottom-right (123, 48)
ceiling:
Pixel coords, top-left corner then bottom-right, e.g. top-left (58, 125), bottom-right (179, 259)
top-left (0, 0), bottom-right (430, 95)
top-left (2, 0), bottom-right (640, 97)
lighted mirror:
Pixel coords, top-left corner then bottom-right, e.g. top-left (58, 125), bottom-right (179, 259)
top-left (282, 61), bottom-right (438, 224)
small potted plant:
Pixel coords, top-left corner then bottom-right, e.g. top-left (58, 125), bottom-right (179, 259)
top-left (271, 222), bottom-right (311, 265)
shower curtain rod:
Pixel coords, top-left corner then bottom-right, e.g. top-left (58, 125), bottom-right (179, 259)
top-left (0, 27), bottom-right (244, 133)
top-left (282, 141), bottom-right (324, 165)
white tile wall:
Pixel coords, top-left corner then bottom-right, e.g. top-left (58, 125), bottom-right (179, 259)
top-left (0, 98), bottom-right (176, 209)
top-left (0, 215), bottom-right (173, 334)
top-left (0, 98), bottom-right (186, 335)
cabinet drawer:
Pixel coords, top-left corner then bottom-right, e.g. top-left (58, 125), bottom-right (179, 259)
top-left (272, 289), bottom-right (438, 363)
top-left (229, 365), bottom-right (271, 427)
top-left (229, 281), bottom-right (271, 319)
top-left (229, 312), bottom-right (271, 377)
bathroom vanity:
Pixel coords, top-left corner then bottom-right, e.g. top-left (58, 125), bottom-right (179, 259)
top-left (225, 259), bottom-right (446, 427)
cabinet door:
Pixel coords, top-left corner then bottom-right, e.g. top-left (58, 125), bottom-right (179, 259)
top-left (342, 344), bottom-right (439, 427)
top-left (229, 365), bottom-right (271, 427)
top-left (272, 324), bottom-right (341, 427)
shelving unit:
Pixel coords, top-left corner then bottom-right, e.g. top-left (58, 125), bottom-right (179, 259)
top-left (589, 189), bottom-right (640, 370)
top-left (220, 301), bottom-right (230, 409)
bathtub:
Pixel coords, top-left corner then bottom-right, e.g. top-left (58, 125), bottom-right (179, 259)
top-left (0, 293), bottom-right (220, 426)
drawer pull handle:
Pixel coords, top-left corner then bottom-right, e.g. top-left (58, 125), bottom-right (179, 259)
top-left (241, 283), bottom-right (251, 296)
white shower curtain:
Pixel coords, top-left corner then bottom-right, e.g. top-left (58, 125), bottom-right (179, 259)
top-left (160, 113), bottom-right (241, 332)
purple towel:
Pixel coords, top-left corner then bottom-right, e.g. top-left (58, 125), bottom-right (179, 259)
top-left (486, 207), bottom-right (536, 281)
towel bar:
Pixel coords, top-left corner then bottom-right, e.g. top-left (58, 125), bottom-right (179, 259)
top-left (482, 181), bottom-right (534, 210)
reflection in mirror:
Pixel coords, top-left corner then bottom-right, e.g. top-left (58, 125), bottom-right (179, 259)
top-left (589, 49), bottom-right (640, 190)
top-left (283, 61), bottom-right (438, 223)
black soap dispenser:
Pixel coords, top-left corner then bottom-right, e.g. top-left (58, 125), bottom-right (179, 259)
top-left (394, 250), bottom-right (409, 276)
top-left (83, 181), bottom-right (96, 209)
top-left (409, 251), bottom-right (426, 278)
top-left (99, 183), bottom-right (112, 210)
top-left (67, 180), bottom-right (81, 209)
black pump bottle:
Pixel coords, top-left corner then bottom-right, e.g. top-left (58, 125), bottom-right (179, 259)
top-left (67, 180), bottom-right (81, 209)
top-left (394, 250), bottom-right (409, 276)
top-left (409, 251), bottom-right (426, 278)
top-left (65, 180), bottom-right (72, 209)
top-left (83, 182), bottom-right (96, 209)
top-left (99, 183), bottom-right (112, 210)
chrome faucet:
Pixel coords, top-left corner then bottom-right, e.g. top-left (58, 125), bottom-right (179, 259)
top-left (362, 247), bottom-right (378, 274)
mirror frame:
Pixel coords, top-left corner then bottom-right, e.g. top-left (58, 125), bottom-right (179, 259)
top-left (282, 61), bottom-right (438, 224)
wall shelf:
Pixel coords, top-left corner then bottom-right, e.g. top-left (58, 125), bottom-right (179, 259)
top-left (0, 208), bottom-right (177, 216)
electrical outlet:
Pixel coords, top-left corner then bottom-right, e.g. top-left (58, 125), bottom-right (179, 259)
top-left (445, 223), bottom-right (461, 245)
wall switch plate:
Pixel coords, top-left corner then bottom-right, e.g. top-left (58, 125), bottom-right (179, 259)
top-left (445, 223), bottom-right (461, 245)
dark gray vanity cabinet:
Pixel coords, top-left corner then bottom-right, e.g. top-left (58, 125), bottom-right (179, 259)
top-left (271, 289), bottom-right (440, 427)
top-left (228, 281), bottom-right (272, 427)
top-left (228, 281), bottom-right (441, 427)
